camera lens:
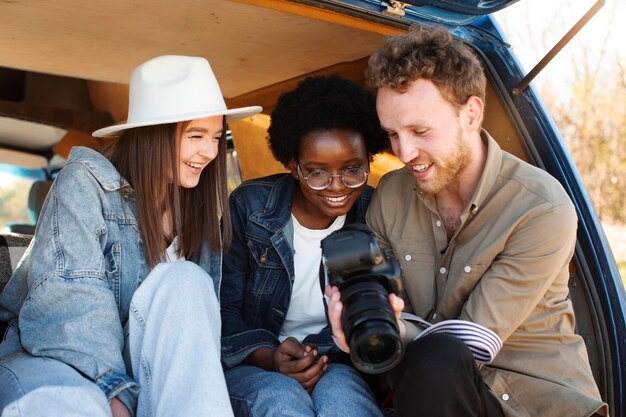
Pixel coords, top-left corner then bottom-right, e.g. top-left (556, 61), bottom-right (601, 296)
top-left (341, 280), bottom-right (404, 374)
top-left (351, 323), bottom-right (403, 373)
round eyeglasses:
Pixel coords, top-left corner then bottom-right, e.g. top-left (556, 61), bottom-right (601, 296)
top-left (297, 163), bottom-right (369, 190)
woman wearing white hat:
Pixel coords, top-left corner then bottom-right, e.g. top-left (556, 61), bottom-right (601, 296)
top-left (0, 55), bottom-right (261, 417)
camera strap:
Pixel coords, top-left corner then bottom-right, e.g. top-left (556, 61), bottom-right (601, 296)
top-left (319, 261), bottom-right (331, 325)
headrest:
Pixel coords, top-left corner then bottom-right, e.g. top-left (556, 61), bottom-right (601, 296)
top-left (27, 180), bottom-right (52, 224)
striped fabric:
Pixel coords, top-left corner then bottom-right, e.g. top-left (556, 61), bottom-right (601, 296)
top-left (402, 314), bottom-right (503, 364)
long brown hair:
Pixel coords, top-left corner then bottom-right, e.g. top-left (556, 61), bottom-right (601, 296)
top-left (105, 121), bottom-right (231, 268)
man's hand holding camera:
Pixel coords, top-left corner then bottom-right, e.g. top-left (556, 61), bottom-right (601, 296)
top-left (325, 285), bottom-right (405, 353)
top-left (320, 224), bottom-right (406, 373)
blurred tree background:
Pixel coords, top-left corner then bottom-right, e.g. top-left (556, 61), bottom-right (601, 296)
top-left (496, 0), bottom-right (626, 281)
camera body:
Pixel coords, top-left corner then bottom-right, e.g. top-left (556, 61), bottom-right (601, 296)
top-left (320, 223), bottom-right (405, 374)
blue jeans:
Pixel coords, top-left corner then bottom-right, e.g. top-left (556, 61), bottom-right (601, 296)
top-left (0, 261), bottom-right (233, 417)
top-left (225, 363), bottom-right (383, 417)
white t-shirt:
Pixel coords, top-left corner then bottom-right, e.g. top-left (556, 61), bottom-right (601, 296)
top-left (278, 214), bottom-right (346, 342)
top-left (164, 236), bottom-right (183, 262)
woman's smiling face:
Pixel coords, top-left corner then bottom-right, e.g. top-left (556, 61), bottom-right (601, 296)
top-left (177, 115), bottom-right (223, 189)
top-left (289, 129), bottom-right (369, 228)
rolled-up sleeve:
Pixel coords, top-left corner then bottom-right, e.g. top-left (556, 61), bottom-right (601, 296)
top-left (220, 191), bottom-right (281, 368)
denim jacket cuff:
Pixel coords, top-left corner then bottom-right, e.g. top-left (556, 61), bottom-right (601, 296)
top-left (115, 387), bottom-right (139, 417)
top-left (95, 369), bottom-right (140, 414)
top-left (221, 329), bottom-right (280, 368)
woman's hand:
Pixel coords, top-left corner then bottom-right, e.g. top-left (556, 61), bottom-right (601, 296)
top-left (110, 397), bottom-right (130, 417)
top-left (273, 337), bottom-right (328, 393)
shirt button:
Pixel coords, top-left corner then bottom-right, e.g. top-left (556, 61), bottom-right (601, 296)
top-left (464, 265), bottom-right (472, 273)
top-left (436, 220), bottom-right (442, 227)
top-left (472, 207), bottom-right (478, 215)
top-left (259, 255), bottom-right (268, 263)
top-left (404, 254), bottom-right (412, 261)
top-left (439, 267), bottom-right (447, 274)
top-left (502, 394), bottom-right (509, 401)
top-left (432, 313), bottom-right (438, 319)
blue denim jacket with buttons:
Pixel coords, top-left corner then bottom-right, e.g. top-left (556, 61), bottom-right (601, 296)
top-left (220, 173), bottom-right (372, 368)
top-left (0, 146), bottom-right (222, 412)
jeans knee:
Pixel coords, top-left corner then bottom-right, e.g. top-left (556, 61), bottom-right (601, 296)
top-left (131, 261), bottom-right (220, 333)
top-left (264, 373), bottom-right (306, 396)
top-left (314, 363), bottom-right (367, 394)
top-left (174, 263), bottom-right (215, 295)
top-left (147, 262), bottom-right (217, 304)
top-left (313, 364), bottom-right (381, 417)
top-left (227, 368), bottom-right (313, 416)
top-left (0, 383), bottom-right (109, 417)
top-left (0, 365), bottom-right (24, 409)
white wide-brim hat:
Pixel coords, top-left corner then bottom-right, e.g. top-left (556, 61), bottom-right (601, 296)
top-left (93, 55), bottom-right (262, 137)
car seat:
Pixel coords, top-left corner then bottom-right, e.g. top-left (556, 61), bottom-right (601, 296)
top-left (4, 180), bottom-right (52, 235)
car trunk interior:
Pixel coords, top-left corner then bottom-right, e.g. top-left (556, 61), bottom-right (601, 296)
top-left (0, 0), bottom-right (610, 405)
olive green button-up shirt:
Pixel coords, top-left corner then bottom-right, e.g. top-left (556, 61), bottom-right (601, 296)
top-left (366, 131), bottom-right (607, 417)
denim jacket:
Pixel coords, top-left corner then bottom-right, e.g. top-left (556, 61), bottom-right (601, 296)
top-left (0, 146), bottom-right (221, 413)
top-left (220, 173), bottom-right (372, 368)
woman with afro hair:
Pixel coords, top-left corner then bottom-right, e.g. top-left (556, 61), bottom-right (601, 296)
top-left (220, 75), bottom-right (388, 417)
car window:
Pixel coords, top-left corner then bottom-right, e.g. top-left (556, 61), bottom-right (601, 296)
top-left (0, 163), bottom-right (47, 230)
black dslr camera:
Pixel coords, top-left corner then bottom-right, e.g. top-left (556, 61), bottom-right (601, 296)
top-left (320, 223), bottom-right (404, 374)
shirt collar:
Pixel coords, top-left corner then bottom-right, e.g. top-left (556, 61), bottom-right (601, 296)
top-left (467, 130), bottom-right (502, 214)
top-left (66, 146), bottom-right (131, 192)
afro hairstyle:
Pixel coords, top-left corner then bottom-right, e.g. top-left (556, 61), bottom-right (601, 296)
top-left (267, 75), bottom-right (388, 167)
